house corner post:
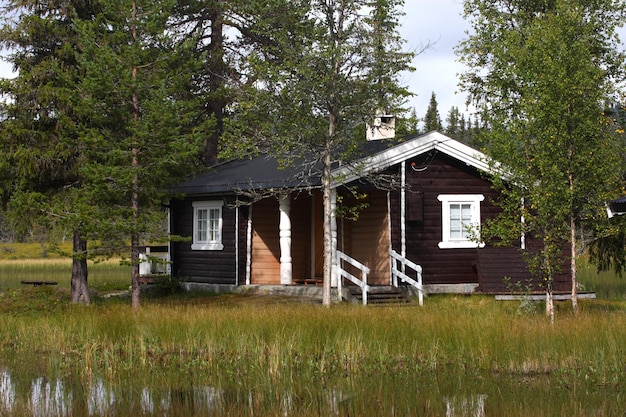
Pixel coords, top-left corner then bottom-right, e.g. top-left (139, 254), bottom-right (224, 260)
top-left (279, 194), bottom-right (292, 285)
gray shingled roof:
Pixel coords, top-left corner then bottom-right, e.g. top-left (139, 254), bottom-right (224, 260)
top-left (609, 196), bottom-right (626, 215)
top-left (172, 138), bottom-right (405, 196)
top-left (171, 155), bottom-right (321, 195)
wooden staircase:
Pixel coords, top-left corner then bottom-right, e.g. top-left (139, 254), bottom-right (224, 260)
top-left (346, 286), bottom-right (413, 305)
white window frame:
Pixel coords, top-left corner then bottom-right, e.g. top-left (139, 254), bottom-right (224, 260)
top-left (192, 201), bottom-right (224, 251)
top-left (437, 194), bottom-right (485, 249)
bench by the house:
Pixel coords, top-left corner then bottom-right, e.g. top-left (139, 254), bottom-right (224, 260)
top-left (20, 280), bottom-right (58, 287)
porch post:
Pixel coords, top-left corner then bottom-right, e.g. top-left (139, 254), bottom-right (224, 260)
top-left (279, 194), bottom-right (292, 285)
top-left (245, 205), bottom-right (252, 285)
top-left (401, 161), bottom-right (406, 259)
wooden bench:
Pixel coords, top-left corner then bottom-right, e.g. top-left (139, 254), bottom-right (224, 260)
top-left (20, 280), bottom-right (58, 287)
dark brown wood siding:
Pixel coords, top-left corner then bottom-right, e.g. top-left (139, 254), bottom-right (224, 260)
top-left (291, 194), bottom-right (313, 281)
top-left (400, 154), bottom-right (500, 285)
top-left (389, 154), bottom-right (571, 292)
top-left (170, 196), bottom-right (242, 284)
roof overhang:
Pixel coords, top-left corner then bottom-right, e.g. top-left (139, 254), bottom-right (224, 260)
top-left (172, 131), bottom-right (503, 197)
top-left (331, 131), bottom-right (495, 187)
top-left (607, 196), bottom-right (626, 218)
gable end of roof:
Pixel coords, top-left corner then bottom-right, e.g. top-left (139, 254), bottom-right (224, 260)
top-left (333, 131), bottom-right (493, 186)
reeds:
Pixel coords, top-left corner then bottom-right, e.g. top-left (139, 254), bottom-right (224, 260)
top-left (1, 293), bottom-right (625, 381)
top-left (0, 290), bottom-right (625, 416)
top-left (1, 252), bottom-right (626, 415)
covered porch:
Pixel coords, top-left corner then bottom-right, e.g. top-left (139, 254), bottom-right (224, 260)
top-left (246, 188), bottom-right (424, 305)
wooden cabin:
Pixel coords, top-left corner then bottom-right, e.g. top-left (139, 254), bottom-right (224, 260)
top-left (166, 132), bottom-right (571, 298)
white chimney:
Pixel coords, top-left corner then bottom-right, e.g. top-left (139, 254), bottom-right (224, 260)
top-left (366, 114), bottom-right (395, 141)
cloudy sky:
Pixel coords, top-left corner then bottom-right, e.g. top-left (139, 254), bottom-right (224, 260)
top-left (400, 0), bottom-right (471, 123)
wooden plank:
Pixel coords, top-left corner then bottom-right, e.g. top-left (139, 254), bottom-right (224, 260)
top-left (251, 198), bottom-right (280, 284)
top-left (341, 190), bottom-right (389, 285)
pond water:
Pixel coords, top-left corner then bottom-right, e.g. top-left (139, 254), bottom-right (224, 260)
top-left (0, 359), bottom-right (623, 417)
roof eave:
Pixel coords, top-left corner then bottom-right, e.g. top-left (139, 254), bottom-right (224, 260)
top-left (331, 131), bottom-right (498, 187)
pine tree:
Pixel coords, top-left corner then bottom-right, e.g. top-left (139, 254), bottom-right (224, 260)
top-left (423, 92), bottom-right (442, 132)
top-left (0, 0), bottom-right (103, 304)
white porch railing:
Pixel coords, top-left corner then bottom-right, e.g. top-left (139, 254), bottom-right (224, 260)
top-left (336, 250), bottom-right (370, 305)
top-left (390, 249), bottom-right (424, 306)
top-left (139, 246), bottom-right (171, 277)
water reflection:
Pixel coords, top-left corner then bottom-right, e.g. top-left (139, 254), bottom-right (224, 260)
top-left (88, 378), bottom-right (115, 416)
top-left (0, 368), bottom-right (15, 413)
top-left (0, 367), bottom-right (229, 416)
top-left (445, 395), bottom-right (486, 417)
top-left (0, 368), bottom-right (363, 417)
top-left (0, 364), bottom-right (623, 416)
top-left (30, 377), bottom-right (72, 417)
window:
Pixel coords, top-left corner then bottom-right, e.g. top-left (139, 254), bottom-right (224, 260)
top-left (192, 201), bottom-right (224, 250)
top-left (437, 194), bottom-right (485, 249)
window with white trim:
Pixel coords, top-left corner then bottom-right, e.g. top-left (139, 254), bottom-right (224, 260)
top-left (192, 201), bottom-right (224, 250)
top-left (437, 194), bottom-right (485, 249)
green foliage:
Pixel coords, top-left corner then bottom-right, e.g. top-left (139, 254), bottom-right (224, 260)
top-left (423, 91), bottom-right (442, 132)
top-left (0, 0), bottom-right (205, 261)
top-left (503, 276), bottom-right (540, 315)
top-left (147, 275), bottom-right (185, 296)
top-left (0, 286), bottom-right (70, 316)
top-left (458, 0), bottom-right (626, 301)
top-left (395, 106), bottom-right (420, 136)
top-left (225, 0), bottom-right (414, 160)
top-left (588, 214), bottom-right (626, 277)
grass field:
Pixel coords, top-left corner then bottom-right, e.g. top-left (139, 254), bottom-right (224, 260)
top-left (1, 243), bottom-right (626, 416)
top-left (0, 242), bottom-right (129, 292)
top-left (0, 241), bottom-right (72, 260)
top-left (1, 288), bottom-right (625, 416)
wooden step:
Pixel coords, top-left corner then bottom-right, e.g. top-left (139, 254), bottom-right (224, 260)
top-left (347, 286), bottom-right (413, 305)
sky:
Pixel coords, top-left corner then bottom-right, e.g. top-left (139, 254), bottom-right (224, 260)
top-left (400, 0), bottom-right (471, 123)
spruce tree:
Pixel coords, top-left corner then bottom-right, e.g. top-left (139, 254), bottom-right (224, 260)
top-left (74, 0), bottom-right (204, 308)
top-left (0, 0), bottom-right (102, 304)
top-left (423, 92), bottom-right (442, 132)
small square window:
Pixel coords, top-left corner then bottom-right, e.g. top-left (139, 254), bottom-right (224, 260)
top-left (192, 201), bottom-right (224, 250)
top-left (437, 194), bottom-right (485, 249)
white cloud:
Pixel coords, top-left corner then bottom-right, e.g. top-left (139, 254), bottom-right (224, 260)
top-left (399, 0), bottom-right (472, 122)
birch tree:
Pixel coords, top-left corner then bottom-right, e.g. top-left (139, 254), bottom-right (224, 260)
top-left (229, 0), bottom-right (415, 306)
top-left (458, 0), bottom-right (626, 320)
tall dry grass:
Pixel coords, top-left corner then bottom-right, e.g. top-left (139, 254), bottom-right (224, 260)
top-left (2, 293), bottom-right (625, 383)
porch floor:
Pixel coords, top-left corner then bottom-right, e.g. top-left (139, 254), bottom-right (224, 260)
top-left (292, 278), bottom-right (323, 286)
